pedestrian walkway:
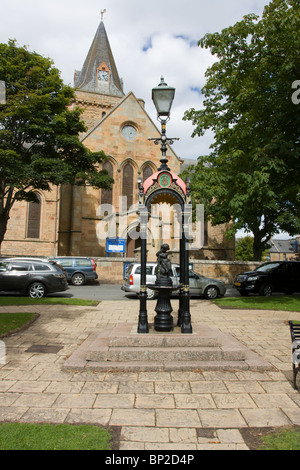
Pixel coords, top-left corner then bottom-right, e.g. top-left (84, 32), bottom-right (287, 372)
top-left (0, 298), bottom-right (300, 450)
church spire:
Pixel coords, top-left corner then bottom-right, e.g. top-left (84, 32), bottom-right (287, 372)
top-left (74, 15), bottom-right (124, 97)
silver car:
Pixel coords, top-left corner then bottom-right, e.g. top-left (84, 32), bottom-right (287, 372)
top-left (121, 262), bottom-right (226, 300)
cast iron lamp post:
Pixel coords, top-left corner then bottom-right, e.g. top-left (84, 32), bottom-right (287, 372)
top-left (149, 77), bottom-right (179, 171)
top-left (137, 77), bottom-right (192, 334)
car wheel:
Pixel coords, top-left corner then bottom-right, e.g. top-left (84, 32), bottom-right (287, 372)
top-left (28, 282), bottom-right (46, 298)
top-left (204, 285), bottom-right (219, 300)
top-left (71, 273), bottom-right (85, 286)
top-left (259, 283), bottom-right (272, 296)
top-left (147, 288), bottom-right (157, 300)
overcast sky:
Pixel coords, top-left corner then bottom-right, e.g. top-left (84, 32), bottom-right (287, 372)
top-left (1, 0), bottom-right (292, 240)
top-left (1, 0), bottom-right (270, 161)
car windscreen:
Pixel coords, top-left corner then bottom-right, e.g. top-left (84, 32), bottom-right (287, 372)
top-left (255, 263), bottom-right (280, 273)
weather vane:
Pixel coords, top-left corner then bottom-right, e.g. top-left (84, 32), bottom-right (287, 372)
top-left (101, 9), bottom-right (107, 21)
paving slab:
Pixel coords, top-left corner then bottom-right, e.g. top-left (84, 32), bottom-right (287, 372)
top-left (0, 299), bottom-right (300, 450)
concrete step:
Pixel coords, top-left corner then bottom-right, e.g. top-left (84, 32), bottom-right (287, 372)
top-left (63, 322), bottom-right (273, 373)
top-left (83, 360), bottom-right (251, 372)
top-left (109, 335), bottom-right (221, 348)
top-left (86, 346), bottom-right (246, 363)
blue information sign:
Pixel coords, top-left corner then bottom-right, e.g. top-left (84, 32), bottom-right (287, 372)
top-left (106, 238), bottom-right (126, 256)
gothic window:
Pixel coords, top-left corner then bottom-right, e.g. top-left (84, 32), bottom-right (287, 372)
top-left (101, 160), bottom-right (114, 206)
top-left (142, 165), bottom-right (153, 182)
top-left (27, 193), bottom-right (42, 239)
top-left (204, 220), bottom-right (208, 246)
top-left (122, 162), bottom-right (134, 210)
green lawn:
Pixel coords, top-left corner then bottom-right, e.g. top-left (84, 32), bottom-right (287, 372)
top-left (0, 297), bottom-right (98, 336)
top-left (258, 427), bottom-right (300, 450)
top-left (0, 297), bottom-right (98, 306)
top-left (0, 422), bottom-right (112, 450)
top-left (214, 295), bottom-right (300, 312)
top-left (0, 312), bottom-right (36, 336)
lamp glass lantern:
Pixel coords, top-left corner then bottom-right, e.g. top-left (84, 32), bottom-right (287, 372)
top-left (152, 77), bottom-right (175, 120)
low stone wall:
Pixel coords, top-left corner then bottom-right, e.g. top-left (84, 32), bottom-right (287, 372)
top-left (95, 257), bottom-right (135, 284)
top-left (95, 257), bottom-right (261, 285)
top-left (190, 260), bottom-right (261, 284)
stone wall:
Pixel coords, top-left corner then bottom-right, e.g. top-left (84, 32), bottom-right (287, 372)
top-left (190, 260), bottom-right (261, 284)
top-left (95, 257), bottom-right (261, 285)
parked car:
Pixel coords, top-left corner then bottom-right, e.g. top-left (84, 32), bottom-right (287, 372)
top-left (49, 257), bottom-right (98, 286)
top-left (233, 261), bottom-right (300, 296)
top-left (121, 262), bottom-right (226, 299)
top-left (0, 258), bottom-right (68, 298)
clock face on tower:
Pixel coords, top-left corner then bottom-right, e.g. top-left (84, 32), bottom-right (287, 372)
top-left (121, 125), bottom-right (137, 141)
top-left (98, 70), bottom-right (109, 81)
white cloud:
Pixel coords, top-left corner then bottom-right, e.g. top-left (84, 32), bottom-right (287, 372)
top-left (0, 0), bottom-right (269, 158)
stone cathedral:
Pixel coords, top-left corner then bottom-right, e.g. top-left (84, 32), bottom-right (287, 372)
top-left (2, 18), bottom-right (234, 261)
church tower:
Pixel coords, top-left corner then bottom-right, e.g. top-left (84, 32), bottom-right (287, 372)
top-left (58, 14), bottom-right (181, 258)
top-left (72, 15), bottom-right (125, 131)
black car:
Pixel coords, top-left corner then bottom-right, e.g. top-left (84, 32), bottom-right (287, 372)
top-left (50, 257), bottom-right (98, 286)
top-left (233, 261), bottom-right (300, 296)
top-left (0, 258), bottom-right (69, 298)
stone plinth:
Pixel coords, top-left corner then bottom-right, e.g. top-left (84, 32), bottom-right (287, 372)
top-left (63, 323), bottom-right (273, 373)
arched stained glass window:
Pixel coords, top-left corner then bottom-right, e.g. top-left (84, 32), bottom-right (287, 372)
top-left (27, 193), bottom-right (42, 239)
top-left (101, 160), bottom-right (114, 206)
top-left (122, 162), bottom-right (133, 210)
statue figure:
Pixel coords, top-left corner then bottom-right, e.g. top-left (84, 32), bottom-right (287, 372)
top-left (155, 243), bottom-right (172, 280)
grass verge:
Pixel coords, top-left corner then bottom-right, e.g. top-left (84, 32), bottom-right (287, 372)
top-left (259, 427), bottom-right (300, 450)
top-left (0, 422), bottom-right (112, 450)
top-left (0, 297), bottom-right (98, 306)
top-left (0, 312), bottom-right (37, 337)
top-left (214, 295), bottom-right (300, 312)
top-left (241, 426), bottom-right (300, 450)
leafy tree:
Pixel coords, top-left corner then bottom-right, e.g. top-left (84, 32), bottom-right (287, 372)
top-left (235, 236), bottom-right (255, 261)
top-left (0, 40), bottom-right (113, 247)
top-left (235, 236), bottom-right (269, 261)
top-left (183, 0), bottom-right (300, 260)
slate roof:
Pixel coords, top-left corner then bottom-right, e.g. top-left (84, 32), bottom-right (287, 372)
top-left (74, 21), bottom-right (124, 97)
top-left (269, 238), bottom-right (297, 254)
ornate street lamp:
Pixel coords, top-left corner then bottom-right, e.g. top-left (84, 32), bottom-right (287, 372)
top-left (137, 77), bottom-right (192, 334)
top-left (151, 76), bottom-right (175, 120)
top-left (149, 77), bottom-right (179, 172)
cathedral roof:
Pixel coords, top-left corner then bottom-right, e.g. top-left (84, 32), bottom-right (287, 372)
top-left (74, 21), bottom-right (124, 97)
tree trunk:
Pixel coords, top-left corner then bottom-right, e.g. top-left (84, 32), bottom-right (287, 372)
top-left (252, 234), bottom-right (263, 261)
top-left (0, 212), bottom-right (9, 252)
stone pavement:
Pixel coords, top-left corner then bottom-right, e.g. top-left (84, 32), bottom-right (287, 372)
top-left (0, 298), bottom-right (300, 450)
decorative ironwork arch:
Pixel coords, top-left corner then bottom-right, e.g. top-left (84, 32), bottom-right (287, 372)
top-left (137, 168), bottom-right (192, 334)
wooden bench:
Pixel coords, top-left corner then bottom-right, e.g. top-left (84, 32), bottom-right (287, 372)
top-left (289, 321), bottom-right (300, 390)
